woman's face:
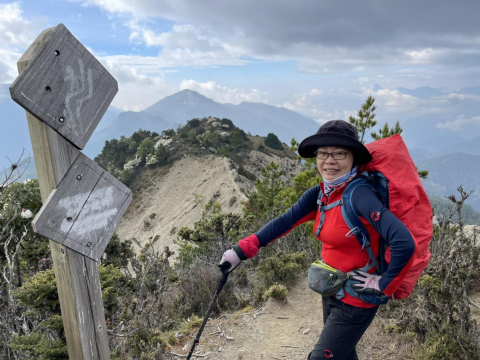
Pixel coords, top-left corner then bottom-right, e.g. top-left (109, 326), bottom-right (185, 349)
top-left (316, 146), bottom-right (355, 181)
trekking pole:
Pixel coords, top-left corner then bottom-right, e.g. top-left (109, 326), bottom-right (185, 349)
top-left (186, 261), bottom-right (231, 360)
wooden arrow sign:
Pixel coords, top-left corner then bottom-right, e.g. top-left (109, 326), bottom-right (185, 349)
top-left (10, 24), bottom-right (117, 150)
top-left (32, 153), bottom-right (132, 261)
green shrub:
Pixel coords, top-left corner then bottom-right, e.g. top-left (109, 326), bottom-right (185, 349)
top-left (413, 330), bottom-right (479, 359)
top-left (238, 165), bottom-right (256, 181)
top-left (389, 188), bottom-right (480, 358)
top-left (39, 315), bottom-right (64, 333)
top-left (187, 118), bottom-right (201, 128)
top-left (13, 269), bottom-right (59, 312)
top-left (98, 264), bottom-right (128, 315)
top-left (137, 138), bottom-right (156, 163)
top-left (179, 314), bottom-right (202, 336)
top-left (126, 328), bottom-right (177, 358)
top-left (161, 129), bottom-right (175, 138)
top-left (262, 284), bottom-right (288, 301)
top-left (258, 144), bottom-right (265, 151)
top-left (264, 133), bottom-right (283, 150)
top-left (229, 196), bottom-right (237, 207)
top-left (220, 118), bottom-right (234, 127)
top-left (193, 193), bottom-right (204, 204)
top-left (103, 234), bottom-right (134, 269)
top-left (9, 332), bottom-right (68, 360)
top-left (256, 251), bottom-right (308, 288)
top-left (149, 213), bottom-right (156, 219)
top-left (218, 146), bottom-right (229, 157)
top-left (170, 226), bottom-right (177, 234)
top-left (119, 168), bottom-right (134, 185)
top-left (155, 144), bottom-right (168, 165)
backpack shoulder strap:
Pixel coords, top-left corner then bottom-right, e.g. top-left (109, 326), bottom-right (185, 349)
top-left (315, 187), bottom-right (343, 237)
top-left (342, 176), bottom-right (382, 273)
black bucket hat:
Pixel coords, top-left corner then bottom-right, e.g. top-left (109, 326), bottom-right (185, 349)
top-left (298, 120), bottom-right (372, 164)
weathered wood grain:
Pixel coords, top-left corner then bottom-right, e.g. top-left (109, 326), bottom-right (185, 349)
top-left (33, 153), bottom-right (132, 261)
top-left (16, 25), bottom-right (112, 360)
top-left (10, 23), bottom-right (117, 150)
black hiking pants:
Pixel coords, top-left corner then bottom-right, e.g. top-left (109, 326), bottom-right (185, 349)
top-left (307, 296), bottom-right (378, 360)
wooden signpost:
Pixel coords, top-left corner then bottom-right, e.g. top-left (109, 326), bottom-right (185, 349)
top-left (33, 153), bottom-right (132, 261)
top-left (10, 24), bottom-right (131, 360)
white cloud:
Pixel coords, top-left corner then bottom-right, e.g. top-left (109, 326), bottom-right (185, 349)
top-left (0, 3), bottom-right (37, 48)
top-left (72, 0), bottom-right (480, 75)
top-left (436, 116), bottom-right (480, 131)
top-left (179, 80), bottom-right (268, 104)
top-left (0, 49), bottom-right (22, 83)
top-left (99, 56), bottom-right (169, 111)
top-left (282, 89), bottom-right (355, 122)
top-left (374, 89), bottom-right (429, 112)
top-left (0, 2), bottom-right (47, 83)
top-left (441, 93), bottom-right (480, 102)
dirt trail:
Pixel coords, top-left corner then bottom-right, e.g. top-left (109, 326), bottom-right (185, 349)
top-left (167, 275), bottom-right (418, 360)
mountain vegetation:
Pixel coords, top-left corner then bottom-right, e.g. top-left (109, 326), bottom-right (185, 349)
top-left (83, 89), bottom-right (319, 159)
top-left (2, 100), bottom-right (480, 359)
top-left (94, 116), bottom-right (292, 187)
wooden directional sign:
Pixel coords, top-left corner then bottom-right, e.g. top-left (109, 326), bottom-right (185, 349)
top-left (32, 153), bottom-right (132, 261)
top-left (10, 23), bottom-right (117, 150)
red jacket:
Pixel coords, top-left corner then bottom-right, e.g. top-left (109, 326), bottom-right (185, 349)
top-left (238, 180), bottom-right (416, 308)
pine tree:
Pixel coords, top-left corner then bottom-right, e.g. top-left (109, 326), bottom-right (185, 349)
top-left (371, 120), bottom-right (403, 140)
top-left (348, 95), bottom-right (377, 143)
top-left (265, 133), bottom-right (283, 150)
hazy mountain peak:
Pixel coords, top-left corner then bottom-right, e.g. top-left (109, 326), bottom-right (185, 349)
top-left (146, 89), bottom-right (214, 112)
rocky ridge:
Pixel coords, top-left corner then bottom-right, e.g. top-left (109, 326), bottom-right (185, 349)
top-left (115, 145), bottom-right (304, 254)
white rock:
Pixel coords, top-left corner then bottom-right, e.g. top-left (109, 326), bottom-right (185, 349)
top-left (219, 132), bottom-right (230, 138)
top-left (212, 122), bottom-right (222, 128)
top-left (124, 156), bottom-right (142, 170)
top-left (146, 154), bottom-right (158, 165)
top-left (221, 124), bottom-right (230, 129)
top-left (155, 138), bottom-right (173, 149)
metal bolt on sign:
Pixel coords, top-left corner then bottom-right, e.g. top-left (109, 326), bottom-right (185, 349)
top-left (9, 24), bottom-right (132, 360)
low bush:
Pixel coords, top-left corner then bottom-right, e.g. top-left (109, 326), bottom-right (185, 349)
top-left (264, 133), bottom-right (283, 150)
top-left (262, 284), bottom-right (288, 301)
top-left (385, 187), bottom-right (480, 359)
top-left (256, 251), bottom-right (308, 288)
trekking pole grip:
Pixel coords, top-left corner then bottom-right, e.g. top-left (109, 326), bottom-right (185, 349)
top-left (217, 261), bottom-right (231, 293)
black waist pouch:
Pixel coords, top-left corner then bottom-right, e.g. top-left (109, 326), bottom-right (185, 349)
top-left (308, 260), bottom-right (349, 296)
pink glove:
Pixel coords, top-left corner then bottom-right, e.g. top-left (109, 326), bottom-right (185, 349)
top-left (350, 270), bottom-right (384, 296)
top-left (219, 248), bottom-right (242, 273)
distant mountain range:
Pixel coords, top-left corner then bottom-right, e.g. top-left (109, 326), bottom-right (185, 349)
top-left (3, 84), bottom-right (480, 211)
top-left (83, 89), bottom-right (318, 157)
top-left (418, 153), bottom-right (480, 212)
top-left (374, 84), bottom-right (480, 99)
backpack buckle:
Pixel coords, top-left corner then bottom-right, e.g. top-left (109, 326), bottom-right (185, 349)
top-left (361, 237), bottom-right (371, 252)
top-left (346, 227), bottom-right (360, 238)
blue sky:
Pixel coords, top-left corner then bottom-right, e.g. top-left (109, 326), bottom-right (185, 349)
top-left (1, 0), bottom-right (480, 131)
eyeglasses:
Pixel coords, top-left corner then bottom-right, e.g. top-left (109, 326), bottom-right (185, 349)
top-left (314, 151), bottom-right (349, 160)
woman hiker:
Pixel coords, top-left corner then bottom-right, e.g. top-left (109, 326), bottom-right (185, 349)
top-left (219, 120), bottom-right (417, 359)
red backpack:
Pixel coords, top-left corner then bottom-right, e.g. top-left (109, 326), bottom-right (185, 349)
top-left (344, 135), bottom-right (432, 299)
